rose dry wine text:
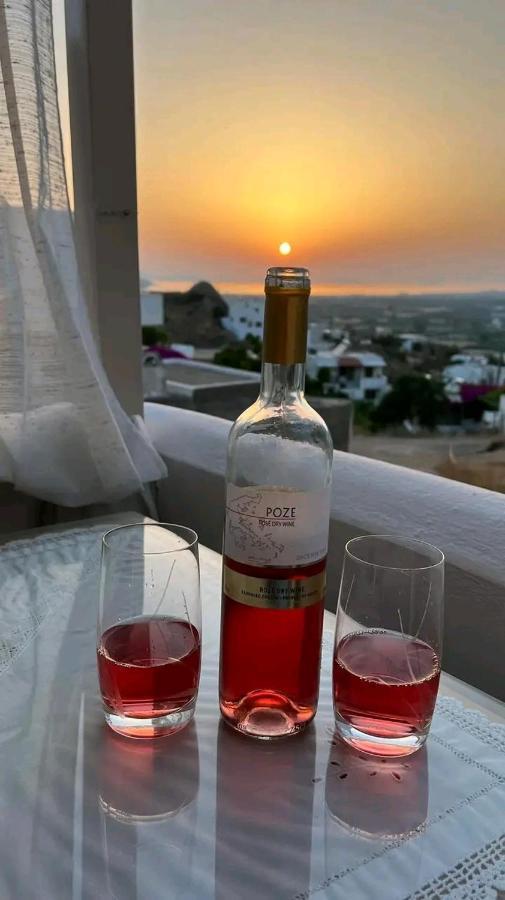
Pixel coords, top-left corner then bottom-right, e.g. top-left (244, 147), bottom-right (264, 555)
top-left (219, 267), bottom-right (333, 739)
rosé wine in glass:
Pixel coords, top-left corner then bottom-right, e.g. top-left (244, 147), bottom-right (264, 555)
top-left (98, 524), bottom-right (201, 738)
top-left (98, 616), bottom-right (201, 727)
top-left (332, 536), bottom-right (444, 756)
top-left (333, 630), bottom-right (440, 754)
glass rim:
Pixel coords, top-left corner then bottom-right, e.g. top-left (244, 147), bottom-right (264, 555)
top-left (102, 522), bottom-right (198, 555)
top-left (345, 534), bottom-right (444, 571)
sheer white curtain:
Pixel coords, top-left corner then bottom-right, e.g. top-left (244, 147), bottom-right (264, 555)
top-left (0, 0), bottom-right (166, 506)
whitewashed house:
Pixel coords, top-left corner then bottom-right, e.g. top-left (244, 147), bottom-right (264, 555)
top-left (140, 291), bottom-right (164, 326)
top-left (222, 296), bottom-right (264, 340)
top-left (307, 348), bottom-right (389, 403)
top-left (334, 352), bottom-right (389, 402)
top-left (442, 354), bottom-right (505, 402)
top-left (399, 333), bottom-right (430, 353)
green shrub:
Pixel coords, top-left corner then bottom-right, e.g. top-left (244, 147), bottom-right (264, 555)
top-left (142, 325), bottom-right (168, 346)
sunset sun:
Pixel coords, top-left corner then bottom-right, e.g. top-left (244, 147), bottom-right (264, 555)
top-left (279, 242), bottom-right (292, 256)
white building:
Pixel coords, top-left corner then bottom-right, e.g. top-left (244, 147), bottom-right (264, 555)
top-left (443, 354), bottom-right (505, 403)
top-left (443, 355), bottom-right (504, 388)
top-left (335, 352), bottom-right (389, 402)
top-left (222, 296), bottom-right (264, 341)
top-left (224, 301), bottom-right (350, 352)
top-left (307, 349), bottom-right (389, 403)
top-left (307, 321), bottom-right (346, 350)
top-left (399, 333), bottom-right (430, 353)
top-left (140, 291), bottom-right (164, 326)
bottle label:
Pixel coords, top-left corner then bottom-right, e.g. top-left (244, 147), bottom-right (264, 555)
top-left (223, 564), bottom-right (326, 610)
top-left (224, 485), bottom-right (330, 567)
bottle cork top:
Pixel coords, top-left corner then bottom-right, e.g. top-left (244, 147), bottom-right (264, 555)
top-left (265, 267), bottom-right (310, 291)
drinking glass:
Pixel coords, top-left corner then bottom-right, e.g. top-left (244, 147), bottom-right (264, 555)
top-left (332, 535), bottom-right (444, 757)
top-left (97, 523), bottom-right (201, 738)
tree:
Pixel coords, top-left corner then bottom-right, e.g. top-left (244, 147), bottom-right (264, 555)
top-left (317, 367), bottom-right (331, 389)
top-left (373, 334), bottom-right (402, 351)
top-left (353, 400), bottom-right (374, 432)
top-left (371, 374), bottom-right (448, 430)
top-left (142, 325), bottom-right (168, 346)
top-left (214, 341), bottom-right (261, 372)
top-left (244, 333), bottom-right (262, 355)
top-left (305, 375), bottom-right (321, 396)
top-left (482, 387), bottom-right (505, 412)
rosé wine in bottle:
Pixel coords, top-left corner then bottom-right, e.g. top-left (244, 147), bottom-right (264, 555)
top-left (219, 267), bottom-right (333, 739)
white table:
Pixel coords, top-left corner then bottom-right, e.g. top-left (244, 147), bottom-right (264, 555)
top-left (0, 516), bottom-right (503, 900)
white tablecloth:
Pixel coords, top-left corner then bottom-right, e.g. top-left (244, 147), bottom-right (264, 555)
top-left (0, 526), bottom-right (503, 899)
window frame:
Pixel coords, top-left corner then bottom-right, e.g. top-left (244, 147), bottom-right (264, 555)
top-left (64, 0), bottom-right (143, 416)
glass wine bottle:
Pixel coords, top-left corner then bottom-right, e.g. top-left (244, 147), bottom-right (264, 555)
top-left (219, 266), bottom-right (333, 739)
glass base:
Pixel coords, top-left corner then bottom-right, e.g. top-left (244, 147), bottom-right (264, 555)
top-left (220, 690), bottom-right (314, 740)
top-left (104, 699), bottom-right (196, 739)
top-left (334, 711), bottom-right (429, 757)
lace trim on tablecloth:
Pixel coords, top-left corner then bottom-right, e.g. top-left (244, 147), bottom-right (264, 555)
top-left (409, 833), bottom-right (505, 899)
top-left (0, 525), bottom-right (104, 560)
top-left (0, 526), bottom-right (104, 675)
top-left (300, 693), bottom-right (505, 899)
top-left (436, 696), bottom-right (505, 754)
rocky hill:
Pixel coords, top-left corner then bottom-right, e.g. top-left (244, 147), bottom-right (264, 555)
top-left (162, 281), bottom-right (233, 348)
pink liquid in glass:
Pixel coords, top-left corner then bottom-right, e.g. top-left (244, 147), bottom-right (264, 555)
top-left (333, 630), bottom-right (440, 751)
top-left (98, 616), bottom-right (201, 719)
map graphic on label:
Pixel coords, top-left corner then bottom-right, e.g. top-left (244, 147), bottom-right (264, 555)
top-left (225, 485), bottom-right (330, 567)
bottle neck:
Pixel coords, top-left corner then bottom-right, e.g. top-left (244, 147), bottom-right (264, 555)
top-left (260, 362), bottom-right (305, 402)
top-left (260, 288), bottom-right (309, 403)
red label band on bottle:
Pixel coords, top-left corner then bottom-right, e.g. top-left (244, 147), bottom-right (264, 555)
top-left (223, 564), bottom-right (326, 610)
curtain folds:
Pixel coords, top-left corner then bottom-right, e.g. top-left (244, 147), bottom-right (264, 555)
top-left (0, 0), bottom-right (166, 506)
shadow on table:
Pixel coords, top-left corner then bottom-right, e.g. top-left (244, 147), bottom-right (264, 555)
top-left (214, 720), bottom-right (317, 900)
top-left (325, 735), bottom-right (428, 839)
top-left (324, 735), bottom-right (428, 894)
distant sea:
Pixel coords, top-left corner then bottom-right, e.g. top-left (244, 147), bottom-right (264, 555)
top-left (148, 279), bottom-right (505, 300)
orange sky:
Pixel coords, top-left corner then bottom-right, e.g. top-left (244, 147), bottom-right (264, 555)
top-left (132, 0), bottom-right (505, 291)
top-left (54, 1), bottom-right (505, 292)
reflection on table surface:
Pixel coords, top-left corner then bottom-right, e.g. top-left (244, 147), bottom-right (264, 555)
top-left (99, 723), bottom-right (199, 900)
top-left (324, 734), bottom-right (428, 897)
top-left (325, 735), bottom-right (428, 839)
top-left (215, 721), bottom-right (316, 900)
top-left (0, 517), bottom-right (500, 900)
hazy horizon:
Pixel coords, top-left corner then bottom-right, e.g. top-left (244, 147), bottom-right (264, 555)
top-left (146, 278), bottom-right (505, 299)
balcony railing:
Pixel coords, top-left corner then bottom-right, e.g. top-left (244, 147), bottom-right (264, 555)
top-left (145, 401), bottom-right (505, 702)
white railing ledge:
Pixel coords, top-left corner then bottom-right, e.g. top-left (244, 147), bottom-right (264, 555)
top-left (145, 402), bottom-right (505, 586)
top-left (146, 402), bottom-right (230, 472)
top-left (328, 449), bottom-right (505, 589)
top-left (145, 402), bottom-right (505, 699)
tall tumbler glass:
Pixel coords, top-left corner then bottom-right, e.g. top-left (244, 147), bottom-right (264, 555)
top-left (97, 524), bottom-right (201, 738)
top-left (333, 535), bottom-right (444, 757)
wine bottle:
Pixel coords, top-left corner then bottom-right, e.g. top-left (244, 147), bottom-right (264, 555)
top-left (219, 266), bottom-right (333, 739)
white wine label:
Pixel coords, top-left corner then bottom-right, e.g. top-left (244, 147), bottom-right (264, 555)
top-left (223, 564), bottom-right (326, 609)
top-left (224, 485), bottom-right (330, 567)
